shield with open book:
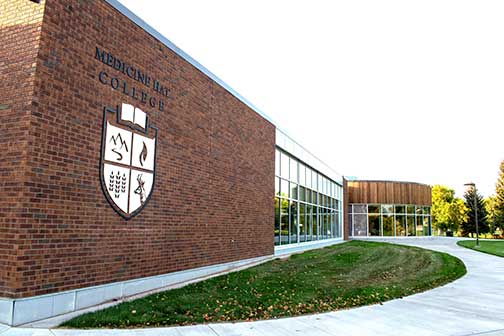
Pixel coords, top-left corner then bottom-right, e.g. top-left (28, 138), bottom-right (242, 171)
top-left (99, 103), bottom-right (158, 219)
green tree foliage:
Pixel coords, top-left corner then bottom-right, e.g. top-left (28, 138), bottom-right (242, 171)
top-left (431, 185), bottom-right (467, 234)
top-left (461, 186), bottom-right (489, 237)
top-left (491, 160), bottom-right (504, 230)
top-left (486, 196), bottom-right (499, 234)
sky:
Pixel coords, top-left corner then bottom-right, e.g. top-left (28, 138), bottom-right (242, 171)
top-left (118, 0), bottom-right (504, 198)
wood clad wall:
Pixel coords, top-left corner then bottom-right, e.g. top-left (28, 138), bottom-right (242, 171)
top-left (348, 181), bottom-right (432, 206)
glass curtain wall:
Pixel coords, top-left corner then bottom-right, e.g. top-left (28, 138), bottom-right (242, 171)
top-left (274, 148), bottom-right (343, 246)
top-left (349, 204), bottom-right (431, 237)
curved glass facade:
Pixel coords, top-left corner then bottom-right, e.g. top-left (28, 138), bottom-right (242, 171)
top-left (274, 148), bottom-right (343, 246)
top-left (349, 203), bottom-right (431, 237)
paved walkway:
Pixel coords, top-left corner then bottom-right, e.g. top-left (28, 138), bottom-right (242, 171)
top-left (1, 237), bottom-right (504, 335)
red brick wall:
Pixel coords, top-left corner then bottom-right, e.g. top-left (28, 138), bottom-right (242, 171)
top-left (0, 0), bottom-right (46, 298)
top-left (1, 0), bottom-right (275, 299)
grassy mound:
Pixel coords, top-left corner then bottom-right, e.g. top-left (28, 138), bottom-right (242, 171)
top-left (61, 240), bottom-right (466, 328)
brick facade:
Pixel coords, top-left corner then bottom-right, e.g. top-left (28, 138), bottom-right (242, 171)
top-left (1, 0), bottom-right (275, 299)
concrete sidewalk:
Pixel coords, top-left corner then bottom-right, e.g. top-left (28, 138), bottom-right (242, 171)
top-left (1, 237), bottom-right (504, 335)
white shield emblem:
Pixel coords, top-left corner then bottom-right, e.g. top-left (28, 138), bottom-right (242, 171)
top-left (100, 103), bottom-right (158, 219)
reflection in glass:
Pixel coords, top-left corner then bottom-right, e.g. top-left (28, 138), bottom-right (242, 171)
top-left (289, 201), bottom-right (298, 244)
top-left (299, 164), bottom-right (306, 186)
top-left (368, 205), bottom-right (380, 214)
top-left (407, 216), bottom-right (415, 236)
top-left (395, 215), bottom-right (406, 236)
top-left (369, 215), bottom-right (381, 236)
top-left (407, 206), bottom-right (415, 214)
top-left (353, 204), bottom-right (367, 214)
top-left (353, 214), bottom-right (367, 236)
top-left (299, 203), bottom-right (306, 242)
top-left (306, 204), bottom-right (312, 241)
top-left (423, 216), bottom-right (430, 236)
top-left (299, 186), bottom-right (305, 202)
top-left (281, 152), bottom-right (289, 179)
top-left (280, 198), bottom-right (289, 244)
top-left (275, 150), bottom-right (280, 176)
top-left (312, 206), bottom-right (318, 240)
top-left (290, 183), bottom-right (298, 200)
top-left (382, 204), bottom-right (393, 215)
top-left (274, 149), bottom-right (343, 244)
top-left (275, 197), bottom-right (281, 245)
top-left (280, 179), bottom-right (289, 198)
top-left (382, 214), bottom-right (394, 236)
top-left (394, 205), bottom-right (405, 214)
top-left (416, 216), bottom-right (423, 236)
top-left (290, 159), bottom-right (298, 183)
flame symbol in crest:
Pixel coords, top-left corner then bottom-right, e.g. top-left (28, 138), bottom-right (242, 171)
top-left (139, 142), bottom-right (148, 167)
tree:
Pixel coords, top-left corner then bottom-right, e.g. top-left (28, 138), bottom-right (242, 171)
top-left (431, 185), bottom-right (467, 234)
top-left (461, 186), bottom-right (489, 237)
top-left (486, 196), bottom-right (500, 234)
top-left (491, 160), bottom-right (504, 231)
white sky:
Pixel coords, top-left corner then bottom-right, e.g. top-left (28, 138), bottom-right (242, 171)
top-left (118, 0), bottom-right (504, 198)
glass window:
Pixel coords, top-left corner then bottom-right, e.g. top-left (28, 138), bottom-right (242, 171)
top-left (416, 216), bottom-right (423, 236)
top-left (415, 206), bottom-right (423, 215)
top-left (275, 197), bottom-right (281, 245)
top-left (299, 164), bottom-right (306, 186)
top-left (306, 204), bottom-right (313, 241)
top-left (306, 168), bottom-right (312, 189)
top-left (353, 204), bottom-right (367, 214)
top-left (407, 216), bottom-right (415, 236)
top-left (382, 204), bottom-right (393, 215)
top-left (299, 203), bottom-right (306, 242)
top-left (312, 206), bottom-right (318, 240)
top-left (368, 205), bottom-right (380, 214)
top-left (395, 215), bottom-right (406, 236)
top-left (312, 172), bottom-right (317, 191)
top-left (275, 177), bottom-right (280, 196)
top-left (324, 208), bottom-right (330, 238)
top-left (407, 205), bottom-right (415, 214)
top-left (280, 179), bottom-right (289, 198)
top-left (275, 149), bottom-right (280, 177)
top-left (369, 214), bottom-right (381, 236)
top-left (382, 214), bottom-right (394, 236)
top-left (423, 207), bottom-right (430, 215)
top-left (280, 152), bottom-right (289, 179)
top-left (280, 198), bottom-right (289, 244)
top-left (394, 205), bottom-right (405, 214)
top-left (306, 189), bottom-right (312, 203)
top-left (353, 214), bottom-right (367, 236)
top-left (290, 159), bottom-right (298, 183)
top-left (312, 190), bottom-right (317, 204)
top-left (335, 211), bottom-right (340, 238)
top-left (290, 183), bottom-right (298, 200)
top-left (423, 216), bottom-right (430, 236)
top-left (299, 186), bottom-right (306, 202)
top-left (289, 201), bottom-right (298, 244)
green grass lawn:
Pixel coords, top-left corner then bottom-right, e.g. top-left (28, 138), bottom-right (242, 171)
top-left (61, 241), bottom-right (466, 328)
top-left (457, 240), bottom-right (504, 257)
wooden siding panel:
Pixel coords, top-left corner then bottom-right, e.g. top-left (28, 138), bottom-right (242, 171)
top-left (348, 181), bottom-right (431, 206)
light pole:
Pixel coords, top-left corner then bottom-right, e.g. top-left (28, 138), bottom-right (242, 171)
top-left (464, 182), bottom-right (479, 247)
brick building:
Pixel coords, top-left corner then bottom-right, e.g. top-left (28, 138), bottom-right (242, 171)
top-left (0, 0), bottom-right (429, 326)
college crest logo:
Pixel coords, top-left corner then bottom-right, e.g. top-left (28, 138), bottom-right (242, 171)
top-left (100, 103), bottom-right (158, 219)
